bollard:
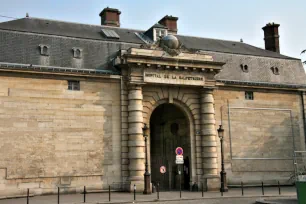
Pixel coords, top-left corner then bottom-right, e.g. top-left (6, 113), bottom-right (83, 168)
top-left (262, 181), bottom-right (264, 196)
top-left (202, 182), bottom-right (204, 197)
top-left (179, 169), bottom-right (182, 199)
top-left (157, 182), bottom-right (159, 200)
top-left (58, 187), bottom-right (60, 204)
top-left (221, 179), bottom-right (224, 196)
top-left (83, 186), bottom-right (86, 203)
top-left (109, 185), bottom-right (111, 201)
top-left (134, 184), bottom-right (136, 201)
top-left (27, 188), bottom-right (29, 204)
top-left (241, 182), bottom-right (244, 196)
top-left (152, 184), bottom-right (156, 193)
top-left (278, 181), bottom-right (281, 195)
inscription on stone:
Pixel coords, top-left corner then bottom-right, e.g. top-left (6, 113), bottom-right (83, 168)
top-left (144, 71), bottom-right (205, 86)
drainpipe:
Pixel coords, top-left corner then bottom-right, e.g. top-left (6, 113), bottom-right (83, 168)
top-left (300, 91), bottom-right (306, 145)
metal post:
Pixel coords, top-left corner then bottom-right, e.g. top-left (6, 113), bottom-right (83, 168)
top-left (57, 187), bottom-right (60, 204)
top-left (83, 186), bottom-right (86, 203)
top-left (27, 188), bottom-right (29, 204)
top-left (218, 125), bottom-right (228, 192)
top-left (241, 182), bottom-right (244, 196)
top-left (157, 183), bottom-right (159, 200)
top-left (134, 184), bottom-right (136, 201)
top-left (143, 124), bottom-right (151, 194)
top-left (262, 181), bottom-right (264, 195)
top-left (179, 166), bottom-right (182, 198)
top-left (278, 181), bottom-right (281, 195)
top-left (202, 182), bottom-right (204, 197)
top-left (109, 185), bottom-right (111, 201)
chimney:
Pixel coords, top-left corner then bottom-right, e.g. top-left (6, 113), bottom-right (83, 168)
top-left (158, 15), bottom-right (178, 34)
top-left (262, 22), bottom-right (280, 53)
top-left (99, 7), bottom-right (121, 27)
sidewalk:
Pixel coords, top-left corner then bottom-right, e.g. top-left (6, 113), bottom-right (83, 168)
top-left (0, 186), bottom-right (297, 204)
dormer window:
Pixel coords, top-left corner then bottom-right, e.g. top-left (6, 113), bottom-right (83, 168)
top-left (271, 66), bottom-right (279, 75)
top-left (154, 28), bottom-right (167, 41)
top-left (240, 64), bottom-right (249, 73)
top-left (39, 44), bottom-right (50, 56)
top-left (72, 47), bottom-right (82, 59)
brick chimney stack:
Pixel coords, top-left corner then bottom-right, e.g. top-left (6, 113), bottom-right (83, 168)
top-left (99, 7), bottom-right (121, 27)
top-left (262, 22), bottom-right (280, 53)
top-left (158, 15), bottom-right (178, 34)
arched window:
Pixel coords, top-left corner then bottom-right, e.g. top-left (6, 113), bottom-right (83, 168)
top-left (39, 44), bottom-right (50, 56)
top-left (240, 64), bottom-right (249, 73)
top-left (72, 48), bottom-right (82, 59)
top-left (271, 66), bottom-right (280, 75)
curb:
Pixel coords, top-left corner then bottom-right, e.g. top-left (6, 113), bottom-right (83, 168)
top-left (0, 194), bottom-right (34, 200)
top-left (256, 198), bottom-right (278, 204)
top-left (255, 196), bottom-right (297, 204)
top-left (91, 195), bottom-right (297, 204)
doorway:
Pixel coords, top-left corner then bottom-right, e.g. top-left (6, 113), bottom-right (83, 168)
top-left (150, 103), bottom-right (191, 191)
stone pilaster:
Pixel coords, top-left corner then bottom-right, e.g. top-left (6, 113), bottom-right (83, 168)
top-left (128, 85), bottom-right (145, 191)
top-left (200, 89), bottom-right (219, 190)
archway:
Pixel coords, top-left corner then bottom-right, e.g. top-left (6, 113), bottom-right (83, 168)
top-left (150, 103), bottom-right (191, 191)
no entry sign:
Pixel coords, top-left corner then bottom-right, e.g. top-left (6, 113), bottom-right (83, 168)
top-left (160, 166), bottom-right (166, 174)
top-left (175, 147), bottom-right (183, 155)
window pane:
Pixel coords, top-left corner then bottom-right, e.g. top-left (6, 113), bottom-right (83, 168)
top-left (68, 81), bottom-right (80, 91)
top-left (245, 91), bottom-right (254, 100)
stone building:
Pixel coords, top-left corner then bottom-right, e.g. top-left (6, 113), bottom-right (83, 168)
top-left (0, 7), bottom-right (305, 196)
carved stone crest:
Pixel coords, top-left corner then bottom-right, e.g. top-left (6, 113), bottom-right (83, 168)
top-left (141, 35), bottom-right (183, 56)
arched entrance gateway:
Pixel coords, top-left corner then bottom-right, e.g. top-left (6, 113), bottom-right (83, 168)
top-left (117, 34), bottom-right (225, 192)
top-left (150, 103), bottom-right (191, 191)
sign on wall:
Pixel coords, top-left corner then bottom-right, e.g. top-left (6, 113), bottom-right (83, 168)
top-left (144, 70), bottom-right (205, 86)
top-left (175, 155), bottom-right (184, 164)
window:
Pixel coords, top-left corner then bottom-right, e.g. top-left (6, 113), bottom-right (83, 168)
top-left (245, 91), bottom-right (254, 100)
top-left (39, 44), bottom-right (50, 56)
top-left (72, 47), bottom-right (82, 59)
top-left (68, 80), bottom-right (80, 91)
top-left (154, 28), bottom-right (167, 41)
top-left (271, 66), bottom-right (279, 75)
top-left (101, 29), bottom-right (120, 39)
top-left (240, 64), bottom-right (249, 72)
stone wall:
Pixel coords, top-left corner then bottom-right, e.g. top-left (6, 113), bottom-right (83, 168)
top-left (214, 87), bottom-right (305, 185)
top-left (0, 74), bottom-right (121, 196)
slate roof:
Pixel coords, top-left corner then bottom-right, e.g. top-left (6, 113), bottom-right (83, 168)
top-left (0, 17), bottom-right (296, 59)
top-left (0, 17), bottom-right (305, 86)
top-left (177, 35), bottom-right (296, 60)
top-left (0, 17), bottom-right (144, 44)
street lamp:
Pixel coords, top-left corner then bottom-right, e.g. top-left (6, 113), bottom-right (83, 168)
top-left (143, 123), bottom-right (151, 194)
top-left (218, 125), bottom-right (228, 192)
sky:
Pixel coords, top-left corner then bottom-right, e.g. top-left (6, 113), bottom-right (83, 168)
top-left (0, 0), bottom-right (305, 61)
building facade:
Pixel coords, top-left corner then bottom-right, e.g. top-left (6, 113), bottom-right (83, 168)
top-left (0, 7), bottom-right (306, 196)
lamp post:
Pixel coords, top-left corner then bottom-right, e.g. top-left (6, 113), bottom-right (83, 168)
top-left (143, 123), bottom-right (151, 194)
top-left (218, 125), bottom-right (228, 192)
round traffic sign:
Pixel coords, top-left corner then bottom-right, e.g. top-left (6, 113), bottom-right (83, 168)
top-left (175, 147), bottom-right (184, 155)
top-left (160, 166), bottom-right (166, 174)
